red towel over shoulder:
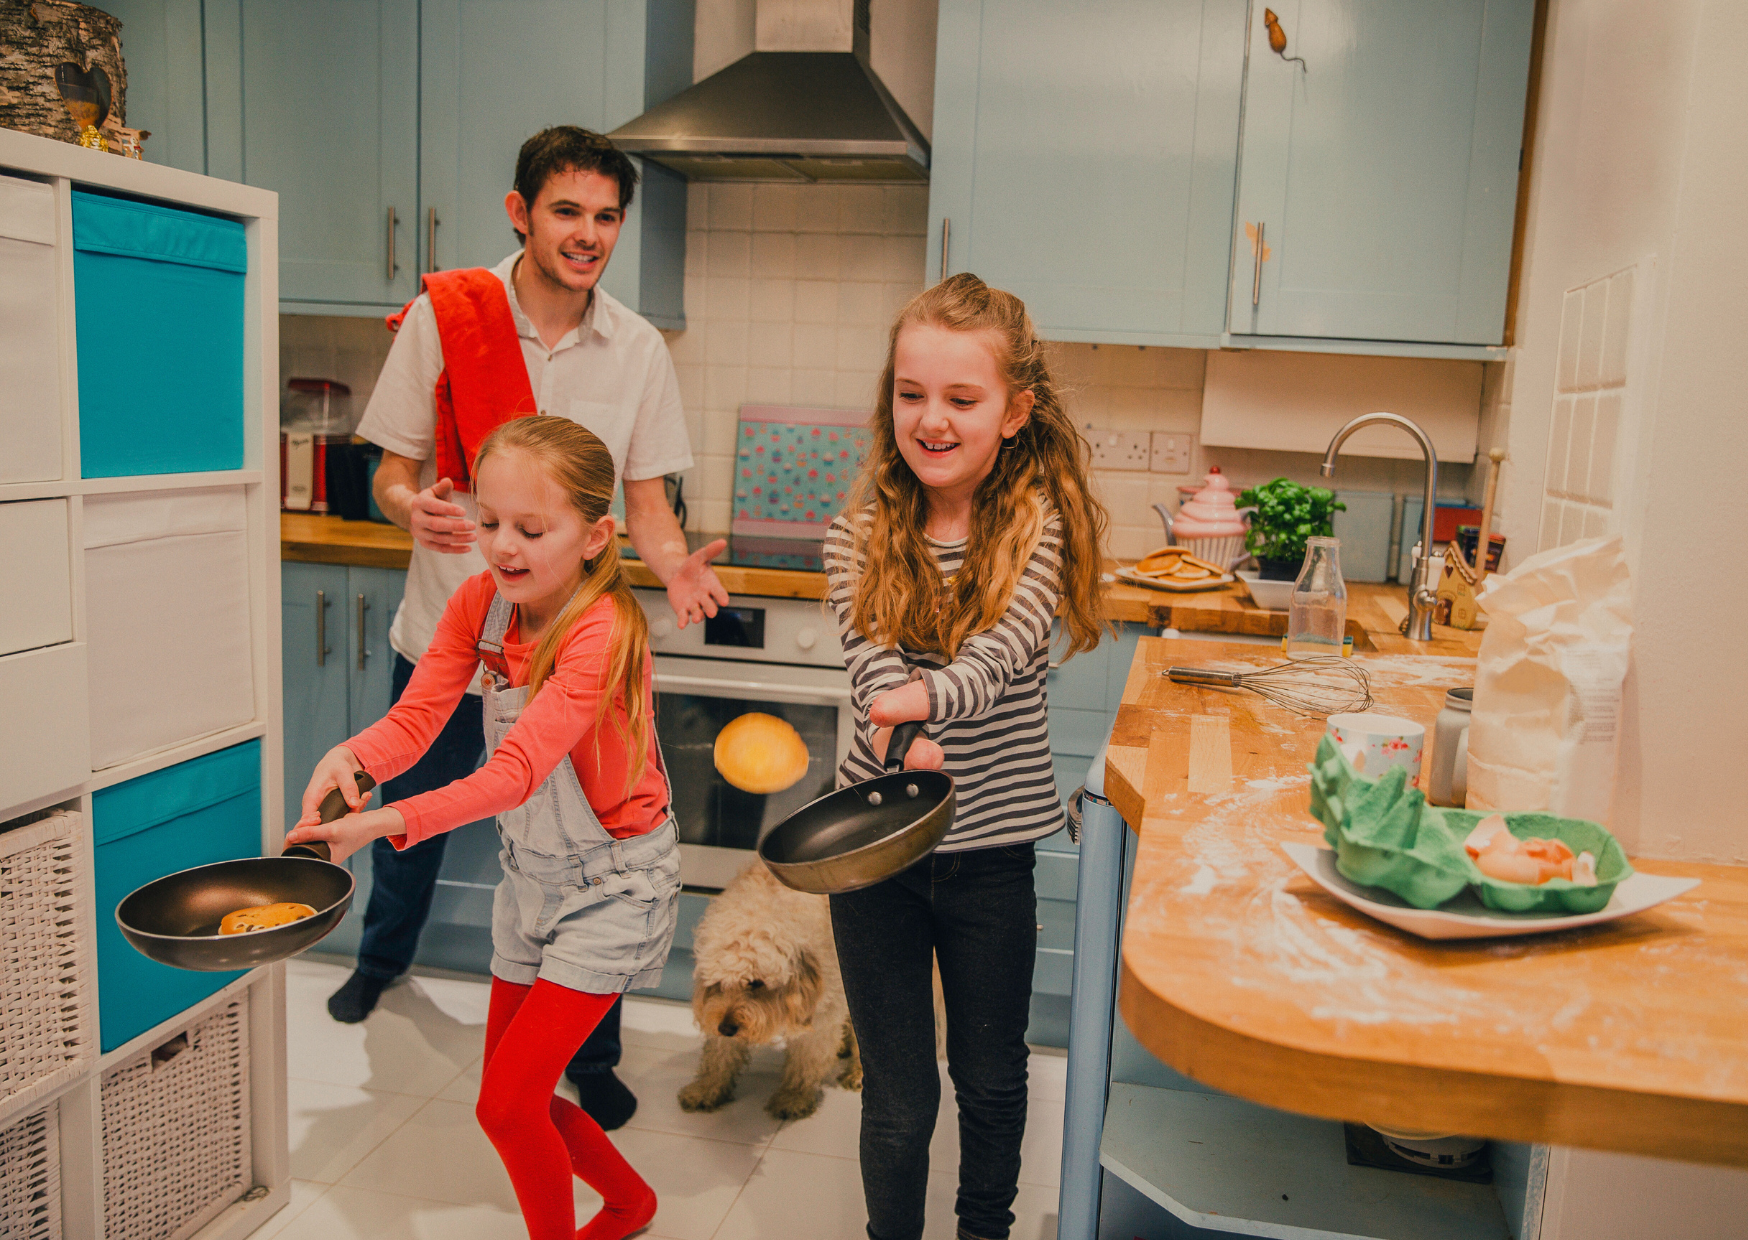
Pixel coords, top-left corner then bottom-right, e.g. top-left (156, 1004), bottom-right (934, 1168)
top-left (387, 268), bottom-right (536, 491)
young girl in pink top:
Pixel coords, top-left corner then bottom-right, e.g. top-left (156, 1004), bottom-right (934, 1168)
top-left (288, 415), bottom-right (678, 1240)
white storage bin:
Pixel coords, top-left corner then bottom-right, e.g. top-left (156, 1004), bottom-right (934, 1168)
top-left (0, 644), bottom-right (90, 814)
top-left (0, 499), bottom-right (74, 657)
top-left (83, 487), bottom-right (255, 771)
top-left (102, 994), bottom-right (252, 1240)
top-left (0, 810), bottom-right (95, 1123)
top-left (0, 1101), bottom-right (62, 1240)
top-left (0, 173), bottom-right (63, 486)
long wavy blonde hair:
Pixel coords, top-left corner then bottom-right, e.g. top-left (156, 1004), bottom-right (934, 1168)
top-left (473, 417), bottom-right (652, 794)
top-left (846, 273), bottom-right (1109, 660)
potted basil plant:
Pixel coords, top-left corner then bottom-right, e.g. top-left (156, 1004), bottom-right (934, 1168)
top-left (1239, 478), bottom-right (1346, 581)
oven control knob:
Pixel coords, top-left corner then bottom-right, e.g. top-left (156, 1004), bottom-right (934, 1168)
top-left (651, 617), bottom-right (675, 640)
top-left (796, 628), bottom-right (818, 651)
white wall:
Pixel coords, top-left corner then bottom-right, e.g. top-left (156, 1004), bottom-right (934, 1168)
top-left (1496, 0), bottom-right (1748, 866)
top-left (1494, 3), bottom-right (1748, 1230)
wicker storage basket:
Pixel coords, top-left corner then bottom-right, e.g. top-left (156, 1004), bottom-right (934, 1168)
top-left (0, 811), bottom-right (96, 1122)
top-left (0, 1102), bottom-right (62, 1240)
top-left (101, 995), bottom-right (252, 1240)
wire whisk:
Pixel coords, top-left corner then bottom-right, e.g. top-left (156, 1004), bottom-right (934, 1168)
top-left (1163, 655), bottom-right (1374, 717)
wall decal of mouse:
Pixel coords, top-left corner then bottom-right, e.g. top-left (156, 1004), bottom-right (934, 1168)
top-left (1264, 9), bottom-right (1308, 71)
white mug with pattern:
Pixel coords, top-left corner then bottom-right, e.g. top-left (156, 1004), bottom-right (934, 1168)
top-left (1326, 713), bottom-right (1426, 787)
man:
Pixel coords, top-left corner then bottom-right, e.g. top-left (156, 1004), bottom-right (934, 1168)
top-left (339, 126), bottom-right (726, 1131)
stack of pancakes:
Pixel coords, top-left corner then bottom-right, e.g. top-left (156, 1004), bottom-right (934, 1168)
top-left (1130, 546), bottom-right (1226, 586)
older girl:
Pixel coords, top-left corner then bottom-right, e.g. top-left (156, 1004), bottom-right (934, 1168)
top-left (824, 273), bottom-right (1107, 1240)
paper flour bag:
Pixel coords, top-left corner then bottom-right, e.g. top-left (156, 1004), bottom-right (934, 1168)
top-left (1467, 535), bottom-right (1633, 823)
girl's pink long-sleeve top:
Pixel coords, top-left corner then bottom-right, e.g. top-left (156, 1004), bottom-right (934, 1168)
top-left (345, 572), bottom-right (669, 848)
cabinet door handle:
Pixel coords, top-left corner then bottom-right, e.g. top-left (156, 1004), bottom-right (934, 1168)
top-left (426, 207), bottom-right (439, 274)
top-left (316, 590), bottom-right (331, 667)
top-left (387, 205), bottom-right (398, 280)
top-left (356, 593), bottom-right (370, 671)
top-left (1251, 220), bottom-right (1266, 307)
top-left (939, 217), bottom-right (951, 283)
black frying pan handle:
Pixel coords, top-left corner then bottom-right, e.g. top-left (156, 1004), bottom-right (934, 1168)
top-left (885, 721), bottom-right (925, 773)
top-left (283, 772), bottom-right (378, 862)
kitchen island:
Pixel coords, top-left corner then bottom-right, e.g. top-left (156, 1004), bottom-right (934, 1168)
top-left (282, 513), bottom-right (1470, 645)
top-left (1104, 635), bottom-right (1748, 1169)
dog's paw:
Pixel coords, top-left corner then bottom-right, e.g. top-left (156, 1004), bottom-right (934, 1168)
top-left (678, 1078), bottom-right (735, 1112)
top-left (766, 1085), bottom-right (823, 1120)
top-left (838, 1060), bottom-right (863, 1092)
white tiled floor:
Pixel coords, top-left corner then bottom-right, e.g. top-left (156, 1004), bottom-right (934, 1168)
top-left (259, 958), bottom-right (1064, 1240)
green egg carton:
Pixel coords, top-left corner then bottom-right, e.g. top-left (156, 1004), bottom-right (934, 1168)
top-left (1307, 735), bottom-right (1634, 913)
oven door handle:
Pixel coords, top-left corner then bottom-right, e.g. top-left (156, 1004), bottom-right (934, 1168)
top-left (653, 671), bottom-right (854, 703)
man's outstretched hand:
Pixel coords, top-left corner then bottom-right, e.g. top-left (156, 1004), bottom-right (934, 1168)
top-left (668, 537), bottom-right (729, 628)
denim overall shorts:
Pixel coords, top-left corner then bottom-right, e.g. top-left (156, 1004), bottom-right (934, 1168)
top-left (476, 592), bottom-right (681, 994)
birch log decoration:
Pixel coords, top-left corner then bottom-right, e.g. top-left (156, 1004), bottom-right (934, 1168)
top-left (0, 0), bottom-right (127, 146)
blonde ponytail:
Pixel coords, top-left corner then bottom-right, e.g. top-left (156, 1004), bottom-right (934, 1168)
top-left (473, 417), bottom-right (653, 795)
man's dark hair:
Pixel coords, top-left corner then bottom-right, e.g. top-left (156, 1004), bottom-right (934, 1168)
top-left (512, 126), bottom-right (639, 241)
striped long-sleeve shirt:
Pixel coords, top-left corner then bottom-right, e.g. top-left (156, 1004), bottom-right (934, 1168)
top-left (824, 505), bottom-right (1066, 852)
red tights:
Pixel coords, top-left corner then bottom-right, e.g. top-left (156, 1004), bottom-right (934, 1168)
top-left (478, 978), bottom-right (656, 1240)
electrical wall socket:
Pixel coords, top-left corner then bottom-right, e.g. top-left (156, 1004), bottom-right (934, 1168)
top-left (1150, 432), bottom-right (1193, 474)
top-left (1086, 427), bottom-right (1153, 471)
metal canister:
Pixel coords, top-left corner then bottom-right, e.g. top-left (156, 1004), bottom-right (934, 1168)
top-left (1427, 687), bottom-right (1473, 806)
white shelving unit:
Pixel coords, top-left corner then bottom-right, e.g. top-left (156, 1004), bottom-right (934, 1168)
top-left (0, 127), bottom-right (288, 1240)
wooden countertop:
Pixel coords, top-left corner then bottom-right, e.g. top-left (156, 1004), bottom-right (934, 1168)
top-left (1105, 635), bottom-right (1748, 1167)
top-left (280, 512), bottom-right (822, 599)
top-left (281, 514), bottom-right (1477, 647)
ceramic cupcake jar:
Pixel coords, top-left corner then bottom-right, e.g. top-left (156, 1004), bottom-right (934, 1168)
top-left (1170, 468), bottom-right (1249, 569)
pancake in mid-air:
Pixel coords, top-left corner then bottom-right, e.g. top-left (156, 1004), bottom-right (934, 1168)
top-left (714, 712), bottom-right (811, 794)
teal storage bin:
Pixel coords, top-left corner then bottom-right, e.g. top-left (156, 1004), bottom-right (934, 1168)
top-left (92, 740), bottom-right (262, 1052)
top-left (72, 191), bottom-right (247, 478)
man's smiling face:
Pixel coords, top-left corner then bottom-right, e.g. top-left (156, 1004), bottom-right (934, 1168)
top-left (510, 167), bottom-right (624, 296)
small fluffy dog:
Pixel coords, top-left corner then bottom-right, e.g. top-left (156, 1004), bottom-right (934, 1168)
top-left (679, 860), bottom-right (858, 1119)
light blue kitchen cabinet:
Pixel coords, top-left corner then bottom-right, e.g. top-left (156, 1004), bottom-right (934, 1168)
top-left (100, 0), bottom-right (210, 174)
top-left (197, 0), bottom-right (690, 318)
top-left (927, 0), bottom-right (1248, 347)
top-left (280, 563), bottom-right (351, 835)
top-left (203, 0), bottom-right (421, 310)
top-left (346, 565), bottom-right (406, 727)
top-left (1227, 0), bottom-right (1535, 347)
top-left (419, 0), bottom-right (692, 328)
top-left (280, 562), bottom-right (405, 834)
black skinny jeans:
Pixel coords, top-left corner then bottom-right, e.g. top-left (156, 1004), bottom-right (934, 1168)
top-left (830, 843), bottom-right (1038, 1240)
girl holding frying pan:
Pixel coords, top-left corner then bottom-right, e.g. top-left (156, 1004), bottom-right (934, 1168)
top-left (287, 416), bottom-right (677, 1240)
top-left (823, 274), bottom-right (1108, 1240)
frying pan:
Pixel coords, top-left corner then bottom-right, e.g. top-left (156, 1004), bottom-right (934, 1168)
top-left (115, 775), bottom-right (375, 972)
top-left (759, 722), bottom-right (955, 895)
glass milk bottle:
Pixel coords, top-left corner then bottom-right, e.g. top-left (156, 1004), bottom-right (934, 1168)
top-left (1285, 537), bottom-right (1347, 658)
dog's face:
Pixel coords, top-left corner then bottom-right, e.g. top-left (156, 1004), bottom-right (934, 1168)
top-left (693, 950), bottom-right (823, 1045)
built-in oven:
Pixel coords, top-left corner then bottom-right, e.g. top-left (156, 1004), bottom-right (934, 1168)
top-left (635, 588), bottom-right (852, 889)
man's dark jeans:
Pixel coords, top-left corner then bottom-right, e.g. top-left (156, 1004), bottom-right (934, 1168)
top-left (830, 843), bottom-right (1038, 1240)
top-left (354, 653), bottom-right (621, 1076)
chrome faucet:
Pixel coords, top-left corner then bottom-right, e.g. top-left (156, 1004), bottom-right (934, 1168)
top-left (1320, 412), bottom-right (1440, 642)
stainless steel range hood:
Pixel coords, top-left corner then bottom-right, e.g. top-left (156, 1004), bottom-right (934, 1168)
top-left (609, 0), bottom-right (929, 183)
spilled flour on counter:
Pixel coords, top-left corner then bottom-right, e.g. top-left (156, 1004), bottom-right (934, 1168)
top-left (1181, 865), bottom-right (1218, 896)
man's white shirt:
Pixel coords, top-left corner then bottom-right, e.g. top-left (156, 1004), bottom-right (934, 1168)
top-left (356, 251), bottom-right (693, 680)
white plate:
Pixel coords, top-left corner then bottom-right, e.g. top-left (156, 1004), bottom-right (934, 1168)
top-left (1114, 566), bottom-right (1236, 593)
top-left (1280, 841), bottom-right (1700, 940)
